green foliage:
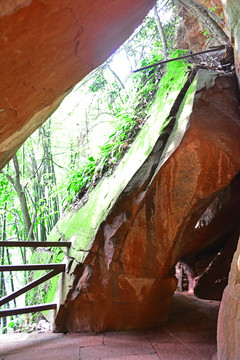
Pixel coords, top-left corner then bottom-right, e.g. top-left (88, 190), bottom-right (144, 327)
top-left (209, 5), bottom-right (217, 12)
top-left (66, 157), bottom-right (97, 200)
top-left (133, 54), bottom-right (163, 84)
top-left (208, 5), bottom-right (224, 27)
top-left (1, 313), bottom-right (40, 334)
top-left (65, 50), bottom-right (190, 205)
top-left (64, 115), bottom-right (138, 205)
top-left (0, 173), bottom-right (10, 200)
top-left (65, 76), bottom-right (154, 204)
top-left (88, 72), bottom-right (107, 92)
top-left (202, 29), bottom-right (209, 37)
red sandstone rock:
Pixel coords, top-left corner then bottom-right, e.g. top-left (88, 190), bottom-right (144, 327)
top-left (0, 0), bottom-right (155, 169)
top-left (176, 0), bottom-right (227, 51)
top-left (182, 175), bottom-right (240, 263)
top-left (55, 71), bottom-right (240, 332)
top-left (194, 229), bottom-right (239, 301)
top-left (217, 233), bottom-right (240, 360)
top-left (179, 175), bottom-right (240, 300)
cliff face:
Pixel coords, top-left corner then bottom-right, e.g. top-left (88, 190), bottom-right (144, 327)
top-left (0, 0), bottom-right (154, 169)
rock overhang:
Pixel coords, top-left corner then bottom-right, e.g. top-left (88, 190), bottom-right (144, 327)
top-left (0, 0), bottom-right (155, 169)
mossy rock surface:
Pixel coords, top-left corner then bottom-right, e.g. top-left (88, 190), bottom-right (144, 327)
top-left (43, 58), bottom-right (192, 305)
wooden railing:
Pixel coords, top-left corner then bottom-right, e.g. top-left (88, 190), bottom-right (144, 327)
top-left (0, 241), bottom-right (71, 318)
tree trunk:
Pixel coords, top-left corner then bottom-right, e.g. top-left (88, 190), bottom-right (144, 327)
top-left (178, 0), bottom-right (229, 44)
top-left (40, 120), bottom-right (60, 232)
top-left (106, 61), bottom-right (126, 91)
top-left (12, 155), bottom-right (35, 240)
top-left (123, 43), bottom-right (133, 72)
top-left (153, 4), bottom-right (168, 59)
top-left (0, 208), bottom-right (11, 332)
top-left (6, 248), bottom-right (16, 307)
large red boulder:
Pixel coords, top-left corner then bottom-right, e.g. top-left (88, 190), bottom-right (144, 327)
top-left (55, 70), bottom-right (240, 332)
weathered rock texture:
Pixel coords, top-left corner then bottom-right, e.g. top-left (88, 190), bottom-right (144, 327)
top-left (176, 0), bottom-right (227, 51)
top-left (0, 0), bottom-right (155, 169)
top-left (223, 0), bottom-right (240, 85)
top-left (194, 227), bottom-right (240, 301)
top-left (182, 175), bottom-right (240, 274)
top-left (52, 69), bottom-right (240, 332)
top-left (217, 232), bottom-right (240, 359)
top-left (0, 0), bottom-right (239, 354)
top-left (215, 2), bottom-right (240, 358)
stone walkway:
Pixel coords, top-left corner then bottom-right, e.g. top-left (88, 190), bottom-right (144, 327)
top-left (0, 293), bottom-right (220, 360)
